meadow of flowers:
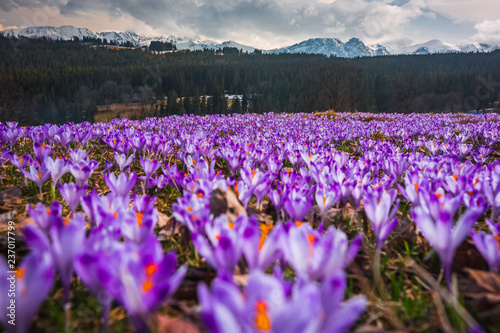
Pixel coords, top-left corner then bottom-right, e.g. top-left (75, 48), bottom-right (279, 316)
top-left (0, 112), bottom-right (499, 332)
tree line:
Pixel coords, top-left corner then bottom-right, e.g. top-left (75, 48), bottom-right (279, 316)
top-left (0, 36), bottom-right (499, 125)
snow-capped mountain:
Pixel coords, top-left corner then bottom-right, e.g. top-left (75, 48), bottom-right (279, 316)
top-left (269, 38), bottom-right (390, 58)
top-left (0, 25), bottom-right (257, 52)
top-left (270, 37), bottom-right (499, 58)
top-left (1, 25), bottom-right (99, 41)
top-left (396, 39), bottom-right (499, 55)
top-left (1, 25), bottom-right (499, 58)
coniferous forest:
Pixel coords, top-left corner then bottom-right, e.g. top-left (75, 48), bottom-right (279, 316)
top-left (0, 36), bottom-right (499, 125)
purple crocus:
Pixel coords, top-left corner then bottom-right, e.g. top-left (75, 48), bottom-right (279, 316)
top-left (315, 184), bottom-right (340, 224)
top-left (0, 252), bottom-right (54, 333)
top-left (283, 223), bottom-right (362, 280)
top-left (22, 164), bottom-right (50, 197)
top-left (49, 213), bottom-right (87, 307)
top-left (191, 214), bottom-right (243, 275)
top-left (413, 197), bottom-right (485, 289)
top-left (99, 234), bottom-right (187, 332)
top-left (363, 188), bottom-right (399, 251)
top-left (68, 148), bottom-right (89, 162)
top-left (114, 152), bottom-right (135, 172)
top-left (69, 160), bottom-right (99, 187)
top-left (74, 226), bottom-right (123, 331)
top-left (139, 157), bottom-right (161, 192)
top-left (59, 182), bottom-right (87, 215)
top-left (198, 270), bottom-right (367, 333)
top-left (33, 142), bottom-right (53, 164)
top-left (140, 157), bottom-right (161, 179)
top-left (44, 156), bottom-right (69, 192)
top-left (104, 172), bottom-right (137, 197)
top-left (471, 218), bottom-right (500, 272)
top-left (27, 201), bottom-right (62, 233)
top-left (283, 183), bottom-right (315, 223)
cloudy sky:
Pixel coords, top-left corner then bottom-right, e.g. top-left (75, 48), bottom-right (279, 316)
top-left (0, 0), bottom-right (499, 49)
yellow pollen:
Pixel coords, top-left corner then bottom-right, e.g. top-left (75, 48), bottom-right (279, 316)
top-left (63, 219), bottom-right (70, 226)
top-left (228, 222), bottom-right (234, 229)
top-left (452, 174), bottom-right (458, 181)
top-left (323, 197), bottom-right (326, 206)
top-left (295, 221), bottom-right (303, 227)
top-left (414, 183), bottom-right (419, 192)
top-left (113, 212), bottom-right (118, 218)
top-left (47, 209), bottom-right (51, 215)
top-left (188, 206), bottom-right (193, 212)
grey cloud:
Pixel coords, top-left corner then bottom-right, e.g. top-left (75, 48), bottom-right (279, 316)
top-left (0, 0), bottom-right (434, 45)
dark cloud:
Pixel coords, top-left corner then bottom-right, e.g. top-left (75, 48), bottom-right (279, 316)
top-left (1, 0), bottom-right (489, 47)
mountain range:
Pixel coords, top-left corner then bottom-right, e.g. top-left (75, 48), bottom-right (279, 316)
top-left (1, 25), bottom-right (499, 58)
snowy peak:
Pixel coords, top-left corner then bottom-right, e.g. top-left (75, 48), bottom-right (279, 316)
top-left (0, 25), bottom-right (256, 52)
top-left (270, 37), bottom-right (388, 58)
top-left (1, 25), bottom-right (98, 40)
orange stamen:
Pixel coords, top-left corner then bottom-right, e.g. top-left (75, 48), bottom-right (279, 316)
top-left (142, 280), bottom-right (153, 293)
top-left (136, 212), bottom-right (144, 228)
top-left (255, 301), bottom-right (271, 330)
top-left (16, 268), bottom-right (26, 279)
top-left (259, 224), bottom-right (274, 250)
top-left (145, 263), bottom-right (157, 276)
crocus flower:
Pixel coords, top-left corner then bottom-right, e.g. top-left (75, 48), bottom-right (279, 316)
top-left (5, 128), bottom-right (21, 148)
top-left (103, 161), bottom-right (114, 174)
top-left (99, 234), bottom-right (187, 332)
top-left (191, 214), bottom-right (243, 275)
top-left (198, 270), bottom-right (367, 333)
top-left (50, 213), bottom-right (87, 306)
top-left (74, 226), bottom-right (123, 331)
top-left (33, 142), bottom-right (52, 163)
top-left (239, 218), bottom-right (284, 271)
top-left (140, 157), bottom-right (161, 179)
top-left (69, 160), bottom-right (98, 187)
top-left (44, 156), bottom-right (69, 192)
top-left (27, 201), bottom-right (62, 233)
top-left (283, 184), bottom-right (315, 223)
top-left (104, 172), bottom-right (137, 197)
top-left (121, 209), bottom-right (157, 245)
top-left (0, 252), bottom-right (54, 333)
top-left (283, 223), bottom-right (362, 280)
top-left (363, 188), bottom-right (399, 251)
top-left (413, 200), bottom-right (485, 289)
top-left (10, 153), bottom-right (31, 171)
top-left (59, 182), bottom-right (87, 215)
top-left (315, 184), bottom-right (340, 223)
top-left (471, 218), bottom-right (500, 272)
top-left (22, 164), bottom-right (50, 197)
top-left (68, 148), bottom-right (89, 162)
top-left (114, 152), bottom-right (135, 172)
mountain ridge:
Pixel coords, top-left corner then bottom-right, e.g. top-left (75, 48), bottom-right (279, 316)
top-left (1, 25), bottom-right (499, 58)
